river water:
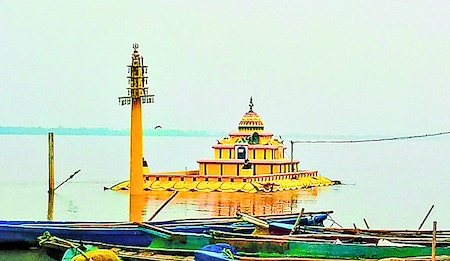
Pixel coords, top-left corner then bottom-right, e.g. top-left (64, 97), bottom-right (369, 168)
top-left (1, 134), bottom-right (450, 259)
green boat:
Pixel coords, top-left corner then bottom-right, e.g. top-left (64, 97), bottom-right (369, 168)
top-left (141, 224), bottom-right (450, 260)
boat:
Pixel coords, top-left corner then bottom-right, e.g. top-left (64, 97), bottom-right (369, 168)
top-left (11, 209), bottom-right (450, 260)
top-left (0, 211), bottom-right (330, 248)
top-left (303, 225), bottom-right (450, 238)
top-left (0, 221), bottom-right (153, 248)
top-left (150, 211), bottom-right (329, 234)
top-left (38, 230), bottom-right (450, 261)
top-left (194, 242), bottom-right (450, 261)
top-left (108, 97), bottom-right (336, 192)
top-left (142, 225), bottom-right (450, 260)
top-left (38, 233), bottom-right (197, 261)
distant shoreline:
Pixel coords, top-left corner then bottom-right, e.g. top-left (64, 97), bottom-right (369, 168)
top-left (0, 126), bottom-right (225, 137)
top-left (1, 126), bottom-right (431, 141)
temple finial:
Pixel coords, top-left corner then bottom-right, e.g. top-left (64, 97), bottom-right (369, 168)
top-left (249, 96), bottom-right (254, 112)
top-left (132, 43), bottom-right (139, 51)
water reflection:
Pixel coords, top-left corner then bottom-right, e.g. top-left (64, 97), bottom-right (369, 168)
top-left (47, 191), bottom-right (54, 220)
top-left (129, 187), bottom-right (330, 220)
top-left (129, 194), bottom-right (150, 222)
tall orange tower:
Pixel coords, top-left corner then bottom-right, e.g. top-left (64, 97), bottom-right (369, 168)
top-left (118, 43), bottom-right (154, 197)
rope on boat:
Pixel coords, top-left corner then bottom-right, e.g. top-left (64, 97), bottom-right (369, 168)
top-left (222, 248), bottom-right (235, 260)
top-left (290, 130), bottom-right (450, 144)
top-left (38, 231), bottom-right (92, 260)
top-left (327, 215), bottom-right (344, 228)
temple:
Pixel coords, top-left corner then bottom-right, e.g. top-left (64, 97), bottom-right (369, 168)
top-left (111, 95), bottom-right (334, 193)
top-left (198, 97), bottom-right (299, 176)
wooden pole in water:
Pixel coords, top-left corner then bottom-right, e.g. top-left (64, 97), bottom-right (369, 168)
top-left (47, 191), bottom-right (54, 221)
top-left (148, 191), bottom-right (179, 221)
top-left (432, 221), bottom-right (437, 261)
top-left (353, 223), bottom-right (360, 235)
top-left (290, 207), bottom-right (305, 235)
top-left (48, 132), bottom-right (54, 193)
top-left (47, 132), bottom-right (55, 220)
top-left (418, 204), bottom-right (435, 230)
top-left (363, 218), bottom-right (370, 229)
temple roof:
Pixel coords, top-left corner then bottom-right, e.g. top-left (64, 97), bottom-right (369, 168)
top-left (238, 97), bottom-right (264, 132)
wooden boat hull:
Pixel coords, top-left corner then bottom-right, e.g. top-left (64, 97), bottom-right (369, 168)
top-left (152, 213), bottom-right (327, 234)
top-left (0, 211), bottom-right (330, 248)
top-left (40, 239), bottom-right (196, 261)
top-left (0, 224), bottom-right (153, 247)
top-left (40, 235), bottom-right (450, 261)
top-left (144, 228), bottom-right (450, 260)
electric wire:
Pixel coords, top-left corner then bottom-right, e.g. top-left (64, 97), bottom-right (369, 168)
top-left (290, 130), bottom-right (450, 144)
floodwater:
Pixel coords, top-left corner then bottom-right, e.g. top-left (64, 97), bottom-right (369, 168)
top-left (1, 134), bottom-right (450, 259)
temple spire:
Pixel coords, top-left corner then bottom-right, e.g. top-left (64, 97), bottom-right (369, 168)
top-left (118, 44), bottom-right (154, 221)
top-left (238, 97), bottom-right (264, 132)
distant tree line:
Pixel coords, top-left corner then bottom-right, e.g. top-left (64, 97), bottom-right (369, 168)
top-left (0, 126), bottom-right (224, 137)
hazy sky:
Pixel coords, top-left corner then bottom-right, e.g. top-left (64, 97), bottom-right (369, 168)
top-left (1, 1), bottom-right (449, 136)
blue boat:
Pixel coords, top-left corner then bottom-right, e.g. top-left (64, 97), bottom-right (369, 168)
top-left (150, 212), bottom-right (328, 234)
top-left (0, 222), bottom-right (153, 248)
top-left (0, 211), bottom-right (330, 248)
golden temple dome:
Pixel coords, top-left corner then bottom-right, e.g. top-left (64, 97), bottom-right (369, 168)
top-left (238, 97), bottom-right (264, 132)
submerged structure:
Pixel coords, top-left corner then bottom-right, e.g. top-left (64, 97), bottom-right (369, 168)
top-left (117, 43), bottom-right (154, 196)
top-left (112, 75), bottom-right (333, 192)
